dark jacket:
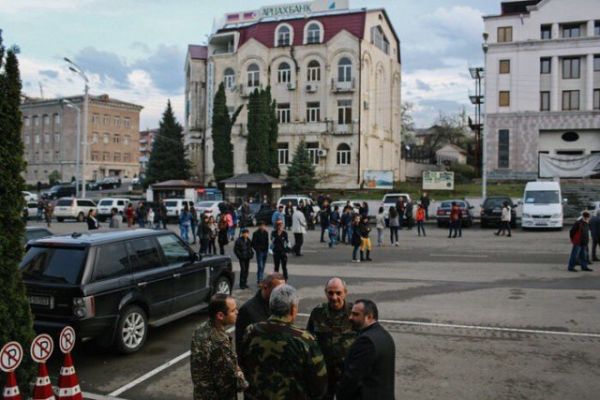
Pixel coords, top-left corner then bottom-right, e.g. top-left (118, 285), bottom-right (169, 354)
top-left (235, 290), bottom-right (270, 358)
top-left (320, 208), bottom-right (331, 227)
top-left (359, 222), bottom-right (370, 238)
top-left (271, 230), bottom-right (289, 255)
top-left (570, 219), bottom-right (590, 246)
top-left (590, 216), bottom-right (600, 239)
top-left (234, 237), bottom-right (254, 260)
top-left (251, 229), bottom-right (269, 252)
top-left (337, 322), bottom-right (396, 400)
top-left (351, 225), bottom-right (362, 246)
top-left (87, 216), bottom-right (99, 230)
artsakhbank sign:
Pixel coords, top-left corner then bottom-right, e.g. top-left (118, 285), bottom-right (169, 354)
top-left (261, 2), bottom-right (312, 17)
top-left (223, 0), bottom-right (349, 26)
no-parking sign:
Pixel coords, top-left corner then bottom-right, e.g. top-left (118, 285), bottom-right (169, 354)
top-left (30, 333), bottom-right (54, 363)
top-left (0, 342), bottom-right (23, 372)
top-left (59, 326), bottom-right (76, 354)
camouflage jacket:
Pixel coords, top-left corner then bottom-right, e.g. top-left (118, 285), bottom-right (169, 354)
top-left (241, 315), bottom-right (328, 400)
top-left (190, 320), bottom-right (246, 400)
top-left (307, 302), bottom-right (356, 396)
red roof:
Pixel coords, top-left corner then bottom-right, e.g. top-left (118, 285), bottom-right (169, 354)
top-left (222, 11), bottom-right (366, 49)
top-left (188, 45), bottom-right (208, 60)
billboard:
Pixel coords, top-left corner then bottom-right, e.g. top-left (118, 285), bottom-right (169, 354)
top-left (363, 170), bottom-right (394, 189)
top-left (422, 171), bottom-right (454, 190)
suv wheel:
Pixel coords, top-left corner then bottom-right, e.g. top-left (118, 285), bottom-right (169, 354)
top-left (57, 217), bottom-right (64, 222)
top-left (77, 212), bottom-right (85, 222)
top-left (213, 276), bottom-right (232, 295)
top-left (115, 305), bottom-right (148, 354)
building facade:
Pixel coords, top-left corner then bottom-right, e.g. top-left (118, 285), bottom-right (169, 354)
top-left (139, 128), bottom-right (158, 177)
top-left (483, 0), bottom-right (600, 180)
top-left (20, 94), bottom-right (143, 184)
top-left (184, 0), bottom-right (402, 188)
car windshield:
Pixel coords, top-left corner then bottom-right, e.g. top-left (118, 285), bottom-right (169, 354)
top-left (56, 199), bottom-right (73, 207)
top-left (20, 246), bottom-right (87, 284)
top-left (99, 200), bottom-right (113, 206)
top-left (440, 201), bottom-right (465, 208)
top-left (198, 201), bottom-right (217, 207)
top-left (280, 199), bottom-right (298, 207)
top-left (25, 229), bottom-right (52, 242)
top-left (484, 198), bottom-right (507, 208)
top-left (165, 201), bottom-right (177, 207)
top-left (525, 191), bottom-right (559, 204)
top-left (384, 195), bottom-right (402, 204)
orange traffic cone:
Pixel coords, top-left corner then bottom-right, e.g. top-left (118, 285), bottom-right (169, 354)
top-left (32, 363), bottom-right (55, 400)
top-left (56, 353), bottom-right (82, 400)
top-left (3, 371), bottom-right (22, 400)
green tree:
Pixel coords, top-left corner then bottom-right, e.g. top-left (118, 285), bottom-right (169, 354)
top-left (264, 88), bottom-right (280, 177)
top-left (48, 170), bottom-right (61, 185)
top-left (212, 82), bottom-right (242, 183)
top-left (285, 141), bottom-right (316, 192)
top-left (246, 89), bottom-right (270, 173)
top-left (0, 32), bottom-right (36, 394)
top-left (145, 101), bottom-right (190, 187)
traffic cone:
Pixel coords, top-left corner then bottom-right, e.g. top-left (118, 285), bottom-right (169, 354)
top-left (32, 363), bottom-right (55, 400)
top-left (56, 353), bottom-right (82, 400)
top-left (3, 371), bottom-right (22, 400)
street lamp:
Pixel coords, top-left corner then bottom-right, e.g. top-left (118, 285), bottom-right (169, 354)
top-left (64, 57), bottom-right (89, 198)
top-left (62, 99), bottom-right (81, 198)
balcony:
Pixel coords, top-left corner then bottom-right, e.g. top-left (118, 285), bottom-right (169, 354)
top-left (332, 123), bottom-right (355, 135)
top-left (139, 146), bottom-right (147, 152)
top-left (239, 84), bottom-right (261, 98)
top-left (331, 78), bottom-right (356, 93)
top-left (278, 122), bottom-right (328, 135)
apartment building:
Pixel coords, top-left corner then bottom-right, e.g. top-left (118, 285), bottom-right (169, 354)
top-left (483, 0), bottom-right (600, 179)
top-left (139, 128), bottom-right (158, 176)
top-left (184, 0), bottom-right (402, 188)
top-left (20, 94), bottom-right (143, 184)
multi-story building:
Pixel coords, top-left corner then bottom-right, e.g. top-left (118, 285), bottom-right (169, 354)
top-left (483, 0), bottom-right (600, 180)
top-left (20, 94), bottom-right (143, 184)
top-left (139, 128), bottom-right (158, 177)
top-left (184, 0), bottom-right (402, 188)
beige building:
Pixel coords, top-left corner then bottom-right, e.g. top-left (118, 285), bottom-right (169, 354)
top-left (185, 0), bottom-right (402, 188)
top-left (20, 94), bottom-right (143, 184)
top-left (139, 128), bottom-right (158, 176)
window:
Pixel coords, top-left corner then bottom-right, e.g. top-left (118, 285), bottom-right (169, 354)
top-left (103, 133), bottom-right (109, 144)
top-left (44, 151), bottom-right (50, 162)
top-left (224, 68), bottom-right (236, 89)
top-left (54, 151), bottom-right (60, 161)
top-left (124, 118), bottom-right (131, 128)
top-left (43, 115), bottom-right (49, 126)
top-left (306, 142), bottom-right (320, 165)
top-left (44, 134), bottom-right (50, 144)
top-left (562, 57), bottom-right (580, 79)
top-left (113, 134), bottom-right (120, 144)
top-left (24, 117), bottom-right (30, 127)
top-left (338, 58), bottom-right (352, 82)
top-left (338, 100), bottom-right (352, 124)
top-left (247, 63), bottom-right (260, 87)
top-left (594, 89), bottom-right (600, 110)
top-left (562, 90), bottom-right (580, 110)
top-left (92, 132), bottom-right (99, 144)
top-left (561, 23), bottom-right (581, 38)
top-left (276, 104), bottom-right (291, 124)
top-left (92, 243), bottom-right (130, 281)
top-left (276, 25), bottom-right (291, 46)
top-left (540, 91), bottom-right (550, 111)
top-left (53, 113), bottom-right (60, 126)
top-left (33, 116), bottom-right (39, 126)
top-left (541, 24), bottom-right (552, 39)
top-left (371, 26), bottom-right (389, 54)
top-left (497, 26), bottom-right (513, 42)
top-left (24, 135), bottom-right (30, 145)
top-left (498, 130), bottom-right (509, 168)
top-left (306, 102), bottom-right (320, 122)
top-left (594, 55), bottom-right (600, 71)
top-left (278, 143), bottom-right (289, 165)
top-left (499, 91), bottom-right (510, 107)
top-left (91, 114), bottom-right (99, 124)
top-left (35, 134), bottom-right (40, 144)
top-left (102, 151), bottom-right (110, 161)
top-left (91, 151), bottom-right (100, 161)
top-left (124, 153), bottom-right (131, 162)
top-left (157, 234), bottom-right (191, 264)
top-left (307, 60), bottom-right (321, 81)
top-left (124, 135), bottom-right (130, 145)
top-left (103, 115), bottom-right (110, 125)
top-left (114, 152), bottom-right (121, 162)
top-left (306, 22), bottom-right (321, 44)
top-left (128, 238), bottom-right (163, 271)
top-left (499, 59), bottom-right (510, 74)
top-left (336, 143), bottom-right (351, 165)
top-left (114, 117), bottom-right (120, 127)
top-left (540, 57), bottom-right (551, 74)
top-left (277, 62), bottom-right (291, 83)
top-left (54, 133), bottom-right (60, 144)
top-left (596, 21), bottom-right (600, 36)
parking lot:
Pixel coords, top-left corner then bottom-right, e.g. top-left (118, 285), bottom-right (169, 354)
top-left (27, 220), bottom-right (600, 400)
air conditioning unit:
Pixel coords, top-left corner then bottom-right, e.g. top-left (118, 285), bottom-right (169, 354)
top-left (306, 83), bottom-right (318, 93)
top-left (318, 149), bottom-right (328, 157)
top-left (287, 83), bottom-right (296, 90)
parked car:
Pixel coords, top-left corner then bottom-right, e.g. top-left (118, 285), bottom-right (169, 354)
top-left (276, 195), bottom-right (320, 223)
top-left (20, 229), bottom-right (234, 354)
top-left (163, 199), bottom-right (195, 221)
top-left (436, 200), bottom-right (474, 227)
top-left (330, 200), bottom-right (361, 214)
top-left (42, 184), bottom-right (76, 200)
top-left (521, 181), bottom-right (564, 229)
top-left (23, 191), bottom-right (38, 202)
top-left (88, 176), bottom-right (122, 191)
top-left (381, 193), bottom-right (412, 219)
top-left (24, 201), bottom-right (40, 219)
top-left (237, 203), bottom-right (275, 226)
top-left (96, 198), bottom-right (130, 222)
top-left (196, 201), bottom-right (224, 220)
top-left (480, 196), bottom-right (517, 228)
top-left (23, 227), bottom-right (53, 247)
top-left (53, 198), bottom-right (97, 222)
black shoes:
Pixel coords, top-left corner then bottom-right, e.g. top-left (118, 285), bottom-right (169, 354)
top-left (582, 268), bottom-right (594, 272)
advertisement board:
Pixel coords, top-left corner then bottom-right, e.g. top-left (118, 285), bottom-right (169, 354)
top-left (422, 171), bottom-right (454, 190)
top-left (363, 170), bottom-right (394, 189)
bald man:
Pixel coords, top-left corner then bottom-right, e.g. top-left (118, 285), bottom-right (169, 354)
top-left (307, 277), bottom-right (357, 399)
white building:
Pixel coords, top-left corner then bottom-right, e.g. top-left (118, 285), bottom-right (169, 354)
top-left (483, 0), bottom-right (600, 179)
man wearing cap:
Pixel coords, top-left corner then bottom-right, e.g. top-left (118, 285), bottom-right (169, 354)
top-left (272, 204), bottom-right (285, 227)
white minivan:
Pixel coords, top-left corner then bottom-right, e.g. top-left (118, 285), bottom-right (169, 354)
top-left (521, 181), bottom-right (565, 229)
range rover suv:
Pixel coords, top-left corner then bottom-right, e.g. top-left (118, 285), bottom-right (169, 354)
top-left (20, 229), bottom-right (234, 354)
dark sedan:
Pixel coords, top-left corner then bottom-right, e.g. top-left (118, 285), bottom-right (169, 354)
top-left (480, 197), bottom-right (517, 228)
top-left (436, 200), bottom-right (474, 227)
top-left (238, 203), bottom-right (275, 227)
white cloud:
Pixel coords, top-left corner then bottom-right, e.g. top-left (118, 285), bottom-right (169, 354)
top-left (428, 5), bottom-right (484, 42)
top-left (0, 0), bottom-right (94, 14)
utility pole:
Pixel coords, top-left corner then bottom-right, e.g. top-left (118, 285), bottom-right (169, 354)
top-left (469, 66), bottom-right (485, 198)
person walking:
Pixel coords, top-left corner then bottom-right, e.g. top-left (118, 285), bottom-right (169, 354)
top-left (590, 210), bottom-right (600, 262)
top-left (43, 201), bottom-right (53, 228)
top-left (179, 203), bottom-right (192, 243)
top-left (337, 299), bottom-right (396, 400)
top-left (388, 206), bottom-right (400, 246)
top-left (284, 201), bottom-right (293, 230)
top-left (109, 207), bottom-right (121, 229)
top-left (199, 214), bottom-right (210, 254)
top-left (416, 203), bottom-right (426, 237)
top-left (251, 222), bottom-right (269, 285)
top-left (190, 205), bottom-right (198, 245)
top-left (87, 209), bottom-right (99, 230)
top-left (271, 221), bottom-right (290, 281)
top-left (320, 202), bottom-right (331, 243)
top-left (136, 201), bottom-right (147, 228)
top-left (291, 206), bottom-right (307, 256)
top-left (271, 204), bottom-right (285, 227)
top-left (449, 201), bottom-right (461, 238)
top-left (147, 207), bottom-right (155, 229)
top-left (420, 192), bottom-right (431, 220)
top-left (328, 220), bottom-right (339, 248)
top-left (234, 229), bottom-right (254, 289)
top-left (375, 207), bottom-right (385, 246)
top-left (568, 211), bottom-right (593, 272)
top-left (340, 206), bottom-right (352, 244)
top-left (159, 199), bottom-right (168, 229)
top-left (495, 201), bottom-right (512, 237)
top-left (125, 203), bottom-right (134, 228)
top-left (350, 216), bottom-right (362, 262)
top-left (208, 216), bottom-right (218, 255)
top-left (218, 214), bottom-right (230, 255)
top-left (359, 216), bottom-right (372, 262)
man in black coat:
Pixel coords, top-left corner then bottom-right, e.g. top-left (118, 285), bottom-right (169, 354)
top-left (337, 299), bottom-right (395, 400)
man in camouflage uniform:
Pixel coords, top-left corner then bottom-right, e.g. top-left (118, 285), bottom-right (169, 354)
top-left (307, 277), bottom-right (356, 398)
top-left (240, 284), bottom-right (328, 399)
top-left (191, 294), bottom-right (248, 400)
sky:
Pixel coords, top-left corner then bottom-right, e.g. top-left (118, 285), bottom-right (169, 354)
top-left (0, 0), bottom-right (500, 129)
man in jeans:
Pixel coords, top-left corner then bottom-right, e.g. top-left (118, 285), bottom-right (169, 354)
top-left (251, 222), bottom-right (269, 285)
top-left (568, 211), bottom-right (593, 272)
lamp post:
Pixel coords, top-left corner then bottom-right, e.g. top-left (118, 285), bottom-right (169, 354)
top-left (64, 57), bottom-right (89, 198)
top-left (62, 99), bottom-right (81, 198)
top-left (469, 66), bottom-right (485, 199)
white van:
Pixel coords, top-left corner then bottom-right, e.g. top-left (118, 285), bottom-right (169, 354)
top-left (521, 181), bottom-right (565, 229)
top-left (96, 198), bottom-right (130, 222)
top-left (163, 199), bottom-right (195, 220)
top-left (381, 193), bottom-right (412, 219)
top-left (54, 198), bottom-right (97, 222)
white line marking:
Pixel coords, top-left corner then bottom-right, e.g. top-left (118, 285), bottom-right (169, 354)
top-left (84, 392), bottom-right (128, 400)
top-left (428, 254), bottom-right (489, 258)
top-left (298, 313), bottom-right (600, 338)
top-left (108, 326), bottom-right (235, 397)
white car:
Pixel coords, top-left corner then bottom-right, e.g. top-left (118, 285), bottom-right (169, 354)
top-left (53, 198), bottom-right (97, 222)
top-left (521, 181), bottom-right (564, 229)
top-left (196, 201), bottom-right (224, 220)
top-left (277, 195), bottom-right (320, 214)
top-left (24, 201), bottom-right (40, 219)
top-left (96, 197), bottom-right (130, 222)
top-left (23, 191), bottom-right (38, 202)
top-left (330, 200), bottom-right (361, 214)
top-left (381, 193), bottom-right (412, 218)
top-left (163, 199), bottom-right (195, 220)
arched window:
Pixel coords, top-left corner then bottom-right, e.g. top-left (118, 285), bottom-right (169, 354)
top-left (306, 22), bottom-right (322, 44)
top-left (247, 63), bottom-right (260, 87)
top-left (276, 25), bottom-right (291, 46)
top-left (307, 60), bottom-right (321, 81)
top-left (278, 62), bottom-right (291, 83)
top-left (336, 143), bottom-right (351, 165)
top-left (224, 68), bottom-right (235, 89)
top-left (338, 57), bottom-right (352, 82)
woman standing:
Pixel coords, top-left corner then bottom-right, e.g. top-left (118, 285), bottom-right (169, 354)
top-left (125, 203), bottom-right (134, 228)
top-left (218, 214), bottom-right (230, 255)
top-left (179, 204), bottom-right (192, 243)
top-left (376, 207), bottom-right (386, 246)
top-left (351, 215), bottom-right (362, 262)
top-left (389, 206), bottom-right (400, 246)
top-left (87, 209), bottom-right (100, 230)
top-left (271, 221), bottom-right (290, 281)
top-left (416, 204), bottom-right (427, 237)
top-left (359, 216), bottom-right (372, 261)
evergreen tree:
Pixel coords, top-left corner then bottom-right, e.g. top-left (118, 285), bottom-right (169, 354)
top-left (285, 140), bottom-right (316, 192)
top-left (145, 101), bottom-right (190, 187)
top-left (212, 82), bottom-right (241, 183)
top-left (264, 88), bottom-right (280, 177)
top-left (246, 89), bottom-right (267, 173)
top-left (0, 32), bottom-right (36, 393)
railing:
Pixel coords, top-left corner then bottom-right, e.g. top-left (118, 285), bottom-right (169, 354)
top-left (331, 78), bottom-right (356, 92)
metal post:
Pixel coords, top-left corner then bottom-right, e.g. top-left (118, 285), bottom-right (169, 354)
top-left (74, 106), bottom-right (81, 198)
top-left (482, 44), bottom-right (489, 200)
top-left (82, 85), bottom-right (88, 198)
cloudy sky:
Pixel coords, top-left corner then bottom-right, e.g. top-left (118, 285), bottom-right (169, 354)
top-left (0, 0), bottom-right (499, 128)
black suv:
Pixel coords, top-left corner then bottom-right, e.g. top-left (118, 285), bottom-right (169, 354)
top-left (480, 197), bottom-right (517, 228)
top-left (42, 184), bottom-right (76, 200)
top-left (238, 203), bottom-right (275, 227)
top-left (20, 229), bottom-right (234, 354)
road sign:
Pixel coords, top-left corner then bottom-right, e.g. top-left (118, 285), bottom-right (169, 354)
top-left (0, 342), bottom-right (23, 372)
top-left (30, 334), bottom-right (54, 363)
top-left (59, 326), bottom-right (76, 354)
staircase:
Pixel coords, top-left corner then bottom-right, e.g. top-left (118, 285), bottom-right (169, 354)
top-left (560, 179), bottom-right (600, 218)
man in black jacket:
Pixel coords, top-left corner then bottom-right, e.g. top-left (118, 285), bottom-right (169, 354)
top-left (234, 229), bottom-right (254, 289)
top-left (251, 222), bottom-right (270, 285)
top-left (337, 299), bottom-right (395, 400)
